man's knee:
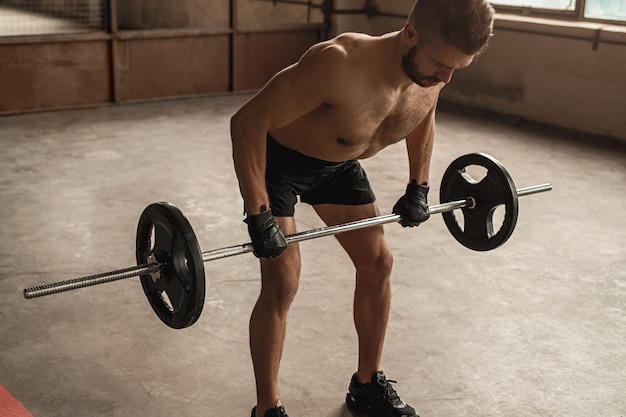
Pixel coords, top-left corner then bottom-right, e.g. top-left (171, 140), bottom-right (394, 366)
top-left (355, 244), bottom-right (394, 281)
top-left (259, 251), bottom-right (301, 310)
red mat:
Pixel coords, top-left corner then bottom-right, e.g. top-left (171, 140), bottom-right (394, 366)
top-left (0, 385), bottom-right (33, 417)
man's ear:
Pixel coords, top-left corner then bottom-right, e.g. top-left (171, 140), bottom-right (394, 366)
top-left (402, 21), bottom-right (419, 46)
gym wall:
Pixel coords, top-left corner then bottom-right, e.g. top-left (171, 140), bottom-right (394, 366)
top-left (0, 0), bottom-right (327, 113)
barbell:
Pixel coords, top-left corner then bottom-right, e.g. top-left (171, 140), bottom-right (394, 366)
top-left (23, 153), bottom-right (552, 329)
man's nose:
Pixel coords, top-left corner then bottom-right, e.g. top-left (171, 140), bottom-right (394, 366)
top-left (437, 68), bottom-right (454, 84)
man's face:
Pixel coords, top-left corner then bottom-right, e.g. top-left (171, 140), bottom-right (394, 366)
top-left (402, 42), bottom-right (475, 88)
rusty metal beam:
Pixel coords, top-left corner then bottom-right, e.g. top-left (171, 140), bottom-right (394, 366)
top-left (252, 0), bottom-right (406, 19)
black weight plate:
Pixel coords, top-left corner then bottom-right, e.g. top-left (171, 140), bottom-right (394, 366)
top-left (440, 153), bottom-right (519, 251)
top-left (136, 202), bottom-right (205, 329)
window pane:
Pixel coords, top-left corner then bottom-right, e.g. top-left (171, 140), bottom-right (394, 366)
top-left (489, 0), bottom-right (575, 10)
top-left (585, 0), bottom-right (626, 22)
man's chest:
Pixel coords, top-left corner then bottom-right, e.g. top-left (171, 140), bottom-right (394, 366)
top-left (328, 88), bottom-right (438, 145)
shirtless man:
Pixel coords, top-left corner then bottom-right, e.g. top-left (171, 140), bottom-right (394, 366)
top-left (231, 1), bottom-right (494, 416)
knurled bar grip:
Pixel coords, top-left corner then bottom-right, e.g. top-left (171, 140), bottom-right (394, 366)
top-left (23, 264), bottom-right (160, 299)
top-left (23, 183), bottom-right (551, 299)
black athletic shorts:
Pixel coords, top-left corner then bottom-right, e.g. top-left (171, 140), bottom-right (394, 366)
top-left (266, 133), bottom-right (376, 217)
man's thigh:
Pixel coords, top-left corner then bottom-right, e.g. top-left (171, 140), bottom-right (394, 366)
top-left (259, 216), bottom-right (301, 288)
top-left (312, 202), bottom-right (389, 266)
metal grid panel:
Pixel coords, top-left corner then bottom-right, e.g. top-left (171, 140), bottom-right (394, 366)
top-left (116, 0), bottom-right (230, 31)
top-left (0, 0), bottom-right (108, 36)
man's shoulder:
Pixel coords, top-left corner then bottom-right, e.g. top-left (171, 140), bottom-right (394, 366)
top-left (333, 31), bottom-right (376, 43)
top-left (327, 32), bottom-right (388, 54)
top-left (298, 35), bottom-right (359, 75)
top-left (305, 31), bottom-right (391, 71)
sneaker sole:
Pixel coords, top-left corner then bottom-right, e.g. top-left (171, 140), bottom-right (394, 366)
top-left (345, 405), bottom-right (372, 417)
top-left (346, 396), bottom-right (418, 417)
top-left (345, 394), bottom-right (374, 417)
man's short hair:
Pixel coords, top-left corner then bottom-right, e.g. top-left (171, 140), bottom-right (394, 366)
top-left (408, 0), bottom-right (495, 55)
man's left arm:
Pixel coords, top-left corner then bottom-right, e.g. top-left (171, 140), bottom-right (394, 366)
top-left (392, 105), bottom-right (436, 227)
top-left (406, 105), bottom-right (435, 184)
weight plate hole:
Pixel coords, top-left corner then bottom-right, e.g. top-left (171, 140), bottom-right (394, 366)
top-left (461, 165), bottom-right (488, 184)
top-left (149, 225), bottom-right (155, 252)
top-left (159, 290), bottom-right (174, 313)
top-left (491, 204), bottom-right (506, 237)
top-left (452, 209), bottom-right (465, 232)
top-left (451, 203), bottom-right (506, 238)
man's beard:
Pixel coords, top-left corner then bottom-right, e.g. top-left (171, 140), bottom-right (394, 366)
top-left (402, 45), bottom-right (441, 88)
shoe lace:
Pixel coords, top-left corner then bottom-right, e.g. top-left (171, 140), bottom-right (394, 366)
top-left (376, 375), bottom-right (404, 406)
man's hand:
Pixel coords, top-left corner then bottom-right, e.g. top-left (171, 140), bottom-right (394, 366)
top-left (244, 207), bottom-right (288, 258)
top-left (392, 181), bottom-right (430, 227)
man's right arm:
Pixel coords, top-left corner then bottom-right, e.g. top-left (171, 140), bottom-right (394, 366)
top-left (230, 40), bottom-right (350, 254)
top-left (230, 109), bottom-right (271, 216)
top-left (231, 111), bottom-right (286, 258)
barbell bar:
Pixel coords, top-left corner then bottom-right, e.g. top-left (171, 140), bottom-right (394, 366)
top-left (22, 152), bottom-right (553, 329)
top-left (23, 182), bottom-right (551, 300)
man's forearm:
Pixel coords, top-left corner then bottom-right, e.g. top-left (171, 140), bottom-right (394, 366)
top-left (231, 118), bottom-right (270, 215)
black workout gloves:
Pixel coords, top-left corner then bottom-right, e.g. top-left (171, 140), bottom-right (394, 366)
top-left (245, 207), bottom-right (287, 258)
top-left (393, 180), bottom-right (430, 227)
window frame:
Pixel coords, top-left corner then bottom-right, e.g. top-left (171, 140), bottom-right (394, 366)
top-left (491, 0), bottom-right (626, 26)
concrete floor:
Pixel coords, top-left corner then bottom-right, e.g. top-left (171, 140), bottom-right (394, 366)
top-left (0, 94), bottom-right (624, 417)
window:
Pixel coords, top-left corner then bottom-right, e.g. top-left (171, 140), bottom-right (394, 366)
top-left (489, 0), bottom-right (626, 23)
top-left (585, 0), bottom-right (626, 21)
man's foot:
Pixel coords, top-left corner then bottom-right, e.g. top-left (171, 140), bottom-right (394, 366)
top-left (251, 405), bottom-right (289, 417)
top-left (345, 371), bottom-right (419, 417)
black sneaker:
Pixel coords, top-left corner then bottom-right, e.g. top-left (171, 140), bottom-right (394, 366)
top-left (251, 405), bottom-right (289, 417)
top-left (346, 371), bottom-right (419, 417)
